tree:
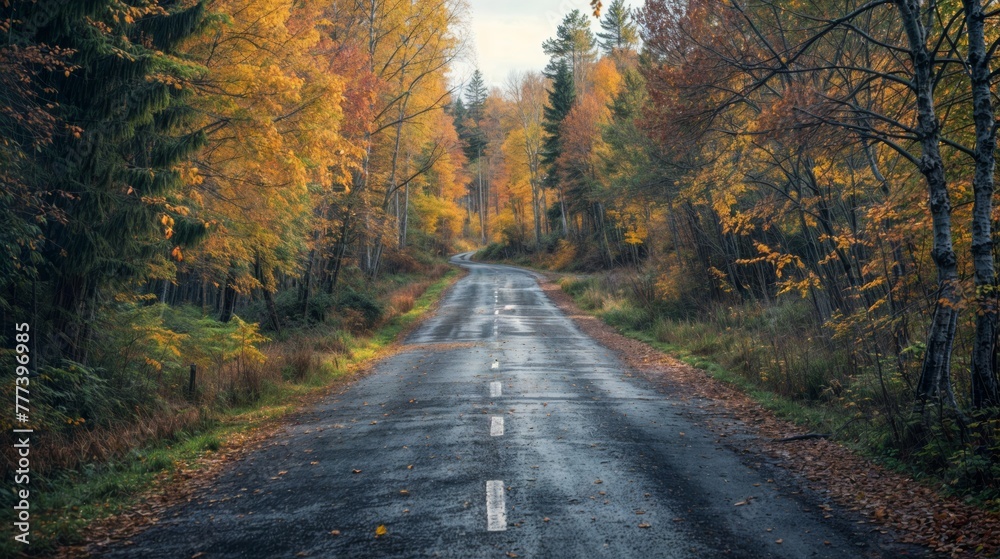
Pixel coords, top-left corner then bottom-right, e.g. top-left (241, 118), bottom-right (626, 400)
top-left (465, 69), bottom-right (488, 122)
top-left (179, 0), bottom-right (345, 326)
top-left (596, 0), bottom-right (638, 59)
top-left (541, 59), bottom-right (576, 237)
top-left (963, 0), bottom-right (1000, 409)
top-left (3, 0), bottom-right (207, 361)
top-left (0, 8), bottom-right (72, 313)
top-left (462, 69), bottom-right (490, 242)
top-left (504, 71), bottom-right (547, 247)
top-left (323, 0), bottom-right (465, 281)
top-left (542, 9), bottom-right (597, 93)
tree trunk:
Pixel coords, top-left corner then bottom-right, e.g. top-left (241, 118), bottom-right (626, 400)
top-left (219, 270), bottom-right (238, 323)
top-left (531, 175), bottom-right (542, 248)
top-left (964, 0), bottom-right (1000, 409)
top-left (400, 182), bottom-right (410, 247)
top-left (897, 0), bottom-right (962, 411)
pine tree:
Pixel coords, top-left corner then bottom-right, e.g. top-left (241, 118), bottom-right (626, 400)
top-left (460, 70), bottom-right (489, 159)
top-left (596, 0), bottom-right (638, 56)
top-left (542, 61), bottom-right (576, 175)
top-left (541, 59), bottom-right (576, 236)
top-left (465, 69), bottom-right (488, 122)
top-left (10, 0), bottom-right (208, 360)
top-left (542, 10), bottom-right (597, 81)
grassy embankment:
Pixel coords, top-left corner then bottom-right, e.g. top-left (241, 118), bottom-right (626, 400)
top-left (2, 264), bottom-right (461, 556)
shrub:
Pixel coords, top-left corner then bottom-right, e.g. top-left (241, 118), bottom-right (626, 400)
top-left (335, 290), bottom-right (384, 330)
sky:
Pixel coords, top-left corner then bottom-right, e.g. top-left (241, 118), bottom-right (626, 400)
top-left (453, 0), bottom-right (644, 91)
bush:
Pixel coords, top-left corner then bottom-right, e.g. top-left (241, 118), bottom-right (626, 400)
top-left (381, 248), bottom-right (422, 275)
top-left (477, 242), bottom-right (514, 261)
top-left (335, 289), bottom-right (384, 330)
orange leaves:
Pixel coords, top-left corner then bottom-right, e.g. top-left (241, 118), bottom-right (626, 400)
top-left (736, 242), bottom-right (803, 280)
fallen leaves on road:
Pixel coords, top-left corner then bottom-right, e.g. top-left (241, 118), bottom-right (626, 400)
top-left (638, 522), bottom-right (651, 528)
top-left (375, 524), bottom-right (387, 538)
top-left (352, 469), bottom-right (362, 474)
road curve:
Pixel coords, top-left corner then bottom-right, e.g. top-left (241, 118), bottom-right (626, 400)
top-left (100, 255), bottom-right (906, 558)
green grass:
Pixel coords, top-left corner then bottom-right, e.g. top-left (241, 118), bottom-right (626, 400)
top-left (634, 330), bottom-right (846, 433)
top-left (555, 276), bottom-right (853, 440)
top-left (6, 268), bottom-right (461, 557)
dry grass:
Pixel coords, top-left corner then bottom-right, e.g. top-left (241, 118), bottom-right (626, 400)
top-left (387, 281), bottom-right (429, 318)
top-left (21, 406), bottom-right (205, 477)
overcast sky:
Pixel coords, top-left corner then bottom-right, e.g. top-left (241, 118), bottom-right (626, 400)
top-left (453, 0), bottom-right (644, 91)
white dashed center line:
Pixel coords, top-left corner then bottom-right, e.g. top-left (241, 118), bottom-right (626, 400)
top-left (486, 480), bottom-right (507, 531)
top-left (491, 360), bottom-right (499, 369)
top-left (490, 381), bottom-right (502, 397)
top-left (490, 416), bottom-right (504, 436)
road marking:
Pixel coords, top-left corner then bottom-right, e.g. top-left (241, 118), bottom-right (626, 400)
top-left (486, 480), bottom-right (507, 531)
top-left (492, 360), bottom-right (499, 369)
top-left (491, 416), bottom-right (504, 436)
top-left (490, 381), bottom-right (502, 397)
top-left (494, 309), bottom-right (499, 315)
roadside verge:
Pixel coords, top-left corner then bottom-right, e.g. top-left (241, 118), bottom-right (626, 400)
top-left (47, 267), bottom-right (465, 559)
top-left (535, 272), bottom-right (1000, 559)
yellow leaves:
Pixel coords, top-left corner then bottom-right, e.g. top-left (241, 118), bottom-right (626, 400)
top-left (776, 274), bottom-right (821, 299)
top-left (374, 524), bottom-right (387, 538)
top-left (591, 57), bottom-right (622, 106)
top-left (180, 165), bottom-right (204, 187)
top-left (738, 242), bottom-right (803, 280)
top-left (170, 246), bottom-right (184, 262)
top-left (623, 229), bottom-right (645, 246)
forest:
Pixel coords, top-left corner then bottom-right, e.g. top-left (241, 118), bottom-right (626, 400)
top-left (1, 0), bottom-right (472, 545)
top-left (3, 0), bottom-right (1000, 549)
top-left (475, 0), bottom-right (1000, 506)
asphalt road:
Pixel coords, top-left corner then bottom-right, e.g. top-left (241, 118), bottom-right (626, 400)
top-left (100, 255), bottom-right (910, 558)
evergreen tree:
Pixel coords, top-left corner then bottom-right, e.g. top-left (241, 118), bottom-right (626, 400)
top-left (4, 0), bottom-right (208, 361)
top-left (541, 59), bottom-right (576, 236)
top-left (459, 70), bottom-right (488, 160)
top-left (542, 60), bottom-right (576, 175)
top-left (596, 0), bottom-right (638, 56)
top-left (542, 10), bottom-right (597, 80)
top-left (464, 69), bottom-right (488, 122)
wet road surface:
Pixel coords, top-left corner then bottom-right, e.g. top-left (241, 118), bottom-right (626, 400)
top-left (101, 255), bottom-right (907, 558)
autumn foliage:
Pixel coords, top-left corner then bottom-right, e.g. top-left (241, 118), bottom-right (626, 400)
top-left (0, 0), bottom-right (468, 516)
top-left (467, 0), bottom-right (1000, 507)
